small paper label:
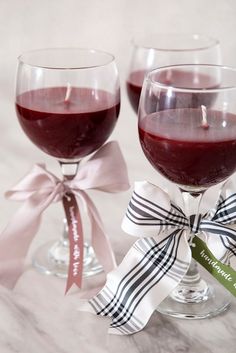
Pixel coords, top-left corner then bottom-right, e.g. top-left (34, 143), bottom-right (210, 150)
top-left (192, 236), bottom-right (236, 297)
top-left (63, 193), bottom-right (84, 293)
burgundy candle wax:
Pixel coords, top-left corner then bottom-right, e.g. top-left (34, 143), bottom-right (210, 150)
top-left (139, 108), bottom-right (236, 188)
top-left (16, 87), bottom-right (120, 159)
top-left (127, 69), bottom-right (217, 113)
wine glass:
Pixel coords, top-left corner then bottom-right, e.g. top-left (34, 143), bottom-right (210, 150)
top-left (127, 34), bottom-right (221, 113)
top-left (138, 64), bottom-right (236, 318)
top-left (15, 48), bottom-right (120, 278)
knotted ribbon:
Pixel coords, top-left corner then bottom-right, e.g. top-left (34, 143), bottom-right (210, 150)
top-left (0, 141), bottom-right (130, 291)
top-left (89, 181), bottom-right (236, 335)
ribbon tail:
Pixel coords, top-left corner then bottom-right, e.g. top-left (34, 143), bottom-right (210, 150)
top-left (89, 230), bottom-right (191, 335)
top-left (191, 235), bottom-right (236, 297)
top-left (0, 185), bottom-right (61, 288)
top-left (76, 191), bottom-right (117, 273)
top-left (62, 193), bottom-right (84, 293)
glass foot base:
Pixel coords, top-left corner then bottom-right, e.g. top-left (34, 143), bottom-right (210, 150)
top-left (157, 280), bottom-right (231, 319)
top-left (32, 240), bottom-right (103, 278)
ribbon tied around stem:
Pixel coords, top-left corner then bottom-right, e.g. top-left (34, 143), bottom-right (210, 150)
top-left (89, 181), bottom-right (236, 335)
top-left (0, 141), bottom-right (130, 292)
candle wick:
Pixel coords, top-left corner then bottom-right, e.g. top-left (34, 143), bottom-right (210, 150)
top-left (166, 69), bottom-right (172, 83)
top-left (64, 83), bottom-right (72, 103)
top-left (201, 105), bottom-right (209, 129)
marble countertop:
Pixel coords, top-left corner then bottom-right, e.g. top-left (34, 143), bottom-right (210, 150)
top-left (0, 268), bottom-right (235, 353)
top-left (0, 93), bottom-right (235, 353)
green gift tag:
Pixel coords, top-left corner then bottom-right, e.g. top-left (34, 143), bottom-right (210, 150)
top-left (191, 236), bottom-right (236, 297)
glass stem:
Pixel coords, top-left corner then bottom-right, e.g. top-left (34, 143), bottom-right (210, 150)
top-left (58, 161), bottom-right (80, 246)
top-left (181, 190), bottom-right (204, 283)
top-left (59, 161), bottom-right (80, 180)
top-left (46, 160), bottom-right (102, 276)
top-left (55, 160), bottom-right (103, 275)
top-left (170, 188), bottom-right (209, 303)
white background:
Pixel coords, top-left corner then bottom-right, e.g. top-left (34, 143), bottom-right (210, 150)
top-left (1, 0), bottom-right (236, 95)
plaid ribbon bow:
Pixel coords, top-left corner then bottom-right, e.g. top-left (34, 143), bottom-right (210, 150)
top-left (89, 181), bottom-right (236, 335)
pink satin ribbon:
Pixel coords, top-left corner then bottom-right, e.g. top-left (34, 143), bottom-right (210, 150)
top-left (0, 141), bottom-right (130, 290)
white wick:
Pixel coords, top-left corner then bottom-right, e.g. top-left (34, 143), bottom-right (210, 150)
top-left (166, 69), bottom-right (172, 82)
top-left (201, 105), bottom-right (209, 129)
top-left (64, 82), bottom-right (72, 103)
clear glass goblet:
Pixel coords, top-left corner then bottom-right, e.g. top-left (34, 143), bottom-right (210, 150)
top-left (15, 48), bottom-right (120, 278)
top-left (138, 64), bottom-right (236, 318)
top-left (127, 33), bottom-right (221, 113)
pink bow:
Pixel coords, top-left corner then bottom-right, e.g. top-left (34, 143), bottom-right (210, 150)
top-left (0, 141), bottom-right (130, 291)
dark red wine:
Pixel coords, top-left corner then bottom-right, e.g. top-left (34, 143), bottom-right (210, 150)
top-left (127, 69), bottom-right (217, 113)
top-left (139, 109), bottom-right (236, 188)
top-left (127, 70), bottom-right (144, 113)
top-left (16, 87), bottom-right (120, 159)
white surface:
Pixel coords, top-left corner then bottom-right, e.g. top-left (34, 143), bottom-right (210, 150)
top-left (0, 0), bottom-right (236, 352)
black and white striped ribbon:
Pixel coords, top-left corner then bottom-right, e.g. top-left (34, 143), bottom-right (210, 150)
top-left (89, 181), bottom-right (236, 335)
